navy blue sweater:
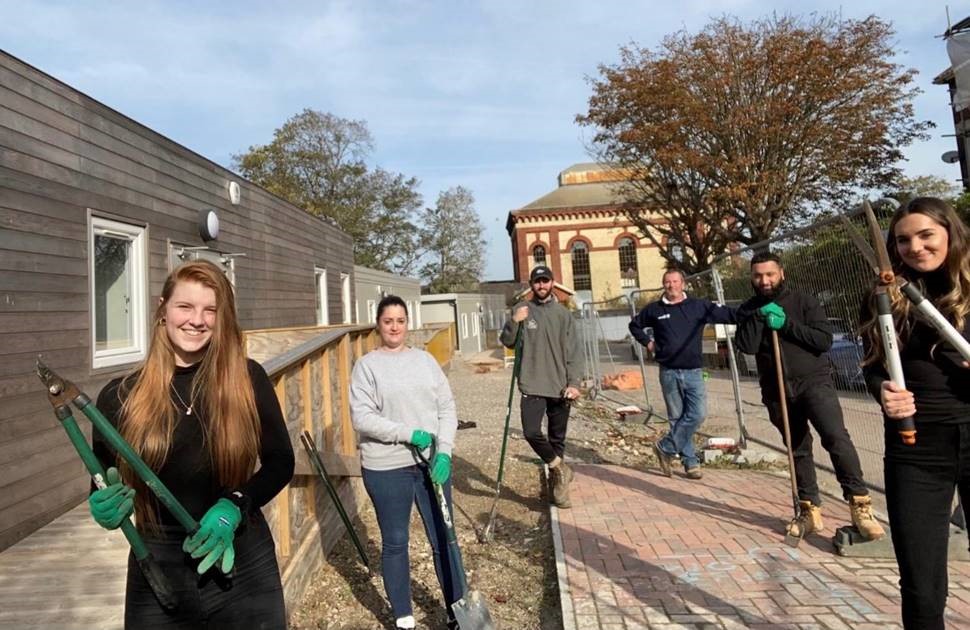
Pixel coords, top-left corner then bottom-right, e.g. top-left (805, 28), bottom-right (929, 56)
top-left (629, 296), bottom-right (736, 369)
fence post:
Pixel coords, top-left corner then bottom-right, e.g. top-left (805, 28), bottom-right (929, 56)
top-left (625, 293), bottom-right (655, 418)
top-left (712, 268), bottom-right (748, 448)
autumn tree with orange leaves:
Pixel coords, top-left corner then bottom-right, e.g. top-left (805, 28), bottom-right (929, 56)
top-left (578, 14), bottom-right (933, 274)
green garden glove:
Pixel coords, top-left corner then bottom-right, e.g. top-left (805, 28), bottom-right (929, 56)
top-left (88, 467), bottom-right (135, 530)
top-left (410, 429), bottom-right (434, 450)
top-left (429, 453), bottom-right (452, 485)
top-left (758, 302), bottom-right (787, 331)
top-left (182, 498), bottom-right (242, 574)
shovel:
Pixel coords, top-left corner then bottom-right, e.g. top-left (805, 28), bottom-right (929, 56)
top-left (770, 331), bottom-right (804, 547)
top-left (414, 445), bottom-right (496, 630)
top-left (480, 325), bottom-right (522, 543)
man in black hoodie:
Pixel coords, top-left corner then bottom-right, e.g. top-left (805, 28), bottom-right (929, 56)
top-left (734, 251), bottom-right (884, 540)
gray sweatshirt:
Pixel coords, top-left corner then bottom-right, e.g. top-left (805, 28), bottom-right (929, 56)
top-left (350, 346), bottom-right (457, 471)
top-left (500, 297), bottom-right (582, 397)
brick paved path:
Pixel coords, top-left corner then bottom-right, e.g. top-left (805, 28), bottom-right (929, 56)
top-left (552, 465), bottom-right (970, 629)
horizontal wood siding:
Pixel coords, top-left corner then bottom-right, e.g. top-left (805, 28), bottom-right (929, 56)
top-left (0, 51), bottom-right (354, 551)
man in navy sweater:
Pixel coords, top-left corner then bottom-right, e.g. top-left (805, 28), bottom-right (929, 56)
top-left (629, 269), bottom-right (737, 479)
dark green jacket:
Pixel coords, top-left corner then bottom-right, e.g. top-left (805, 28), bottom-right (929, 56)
top-left (500, 297), bottom-right (582, 397)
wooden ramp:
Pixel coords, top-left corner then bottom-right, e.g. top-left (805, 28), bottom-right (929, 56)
top-left (0, 501), bottom-right (126, 629)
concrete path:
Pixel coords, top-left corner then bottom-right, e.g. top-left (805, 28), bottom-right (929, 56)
top-left (551, 464), bottom-right (970, 629)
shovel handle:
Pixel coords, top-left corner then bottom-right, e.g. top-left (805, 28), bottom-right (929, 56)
top-left (495, 325), bottom-right (523, 489)
top-left (411, 441), bottom-right (471, 596)
top-left (771, 331), bottom-right (801, 515)
top-left (300, 432), bottom-right (371, 571)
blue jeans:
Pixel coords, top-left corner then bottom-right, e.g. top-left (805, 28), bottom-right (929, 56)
top-left (657, 367), bottom-right (706, 470)
top-left (362, 465), bottom-right (464, 620)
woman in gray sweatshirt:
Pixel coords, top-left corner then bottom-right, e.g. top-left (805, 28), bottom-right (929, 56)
top-left (350, 295), bottom-right (462, 630)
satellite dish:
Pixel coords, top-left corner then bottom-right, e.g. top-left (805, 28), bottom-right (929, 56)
top-left (943, 150), bottom-right (961, 164)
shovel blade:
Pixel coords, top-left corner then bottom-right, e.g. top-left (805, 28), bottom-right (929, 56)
top-left (784, 518), bottom-right (804, 548)
top-left (452, 590), bottom-right (496, 630)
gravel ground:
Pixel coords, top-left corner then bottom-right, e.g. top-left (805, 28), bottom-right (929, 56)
top-left (289, 353), bottom-right (772, 629)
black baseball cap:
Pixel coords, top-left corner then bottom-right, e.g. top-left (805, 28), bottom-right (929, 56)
top-left (529, 265), bottom-right (553, 282)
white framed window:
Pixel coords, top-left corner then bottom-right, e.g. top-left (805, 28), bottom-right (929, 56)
top-left (314, 267), bottom-right (329, 325)
top-left (89, 216), bottom-right (147, 369)
top-left (461, 313), bottom-right (468, 338)
top-left (341, 273), bottom-right (352, 323)
top-left (406, 300), bottom-right (414, 329)
top-left (367, 299), bottom-right (377, 323)
top-left (472, 313), bottom-right (480, 337)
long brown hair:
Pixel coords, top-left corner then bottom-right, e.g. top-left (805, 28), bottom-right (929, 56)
top-left (861, 197), bottom-right (970, 366)
top-left (118, 261), bottom-right (260, 527)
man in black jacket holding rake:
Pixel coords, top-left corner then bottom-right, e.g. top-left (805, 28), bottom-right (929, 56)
top-left (734, 251), bottom-right (884, 541)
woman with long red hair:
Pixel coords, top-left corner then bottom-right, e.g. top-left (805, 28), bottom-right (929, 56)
top-left (90, 260), bottom-right (294, 628)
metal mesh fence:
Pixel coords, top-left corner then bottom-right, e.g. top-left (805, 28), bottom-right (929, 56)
top-left (580, 204), bottom-right (890, 492)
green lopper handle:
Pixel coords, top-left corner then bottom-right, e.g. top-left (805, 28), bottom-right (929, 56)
top-left (73, 392), bottom-right (199, 534)
top-left (54, 405), bottom-right (178, 611)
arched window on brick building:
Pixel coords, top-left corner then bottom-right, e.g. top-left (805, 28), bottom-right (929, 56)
top-left (618, 237), bottom-right (639, 288)
top-left (571, 241), bottom-right (591, 291)
top-left (532, 244), bottom-right (546, 267)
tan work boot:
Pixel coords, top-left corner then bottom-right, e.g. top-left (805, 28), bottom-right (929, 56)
top-left (549, 463), bottom-right (572, 508)
top-left (849, 495), bottom-right (886, 540)
top-left (786, 500), bottom-right (824, 538)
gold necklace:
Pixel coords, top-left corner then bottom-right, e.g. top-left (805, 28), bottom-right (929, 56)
top-left (170, 384), bottom-right (195, 416)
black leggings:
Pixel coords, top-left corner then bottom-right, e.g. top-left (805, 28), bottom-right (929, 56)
top-left (885, 421), bottom-right (970, 630)
top-left (520, 394), bottom-right (570, 464)
top-left (125, 514), bottom-right (286, 629)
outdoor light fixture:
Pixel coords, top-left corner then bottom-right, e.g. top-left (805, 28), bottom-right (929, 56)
top-left (199, 208), bottom-right (220, 241)
top-left (227, 181), bottom-right (241, 205)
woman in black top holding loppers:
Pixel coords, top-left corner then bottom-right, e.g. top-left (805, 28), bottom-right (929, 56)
top-left (861, 197), bottom-right (970, 630)
top-left (91, 261), bottom-right (294, 629)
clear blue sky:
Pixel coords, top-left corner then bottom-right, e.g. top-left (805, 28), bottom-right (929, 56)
top-left (1, 1), bottom-right (963, 280)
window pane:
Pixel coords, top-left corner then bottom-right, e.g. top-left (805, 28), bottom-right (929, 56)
top-left (94, 233), bottom-right (133, 351)
top-left (571, 242), bottom-right (591, 291)
top-left (532, 245), bottom-right (546, 266)
top-left (315, 269), bottom-right (328, 325)
top-left (618, 237), bottom-right (638, 288)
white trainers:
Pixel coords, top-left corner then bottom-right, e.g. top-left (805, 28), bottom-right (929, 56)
top-left (395, 615), bottom-right (416, 629)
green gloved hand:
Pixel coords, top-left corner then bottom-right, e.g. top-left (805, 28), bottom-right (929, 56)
top-left (182, 498), bottom-right (242, 574)
top-left (429, 453), bottom-right (452, 484)
top-left (758, 302), bottom-right (787, 331)
top-left (88, 467), bottom-right (135, 530)
top-left (410, 429), bottom-right (434, 450)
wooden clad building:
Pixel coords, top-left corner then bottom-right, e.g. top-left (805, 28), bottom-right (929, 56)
top-left (0, 50), bottom-right (356, 551)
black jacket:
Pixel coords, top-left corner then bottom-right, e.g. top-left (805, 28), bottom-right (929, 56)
top-left (734, 286), bottom-right (833, 399)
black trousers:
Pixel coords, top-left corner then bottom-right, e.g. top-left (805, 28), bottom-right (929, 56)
top-left (125, 513), bottom-right (286, 629)
top-left (763, 382), bottom-right (868, 504)
top-left (885, 421), bottom-right (970, 630)
top-left (520, 394), bottom-right (570, 464)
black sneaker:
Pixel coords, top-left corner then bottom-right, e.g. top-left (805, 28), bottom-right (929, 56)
top-left (652, 443), bottom-right (673, 477)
